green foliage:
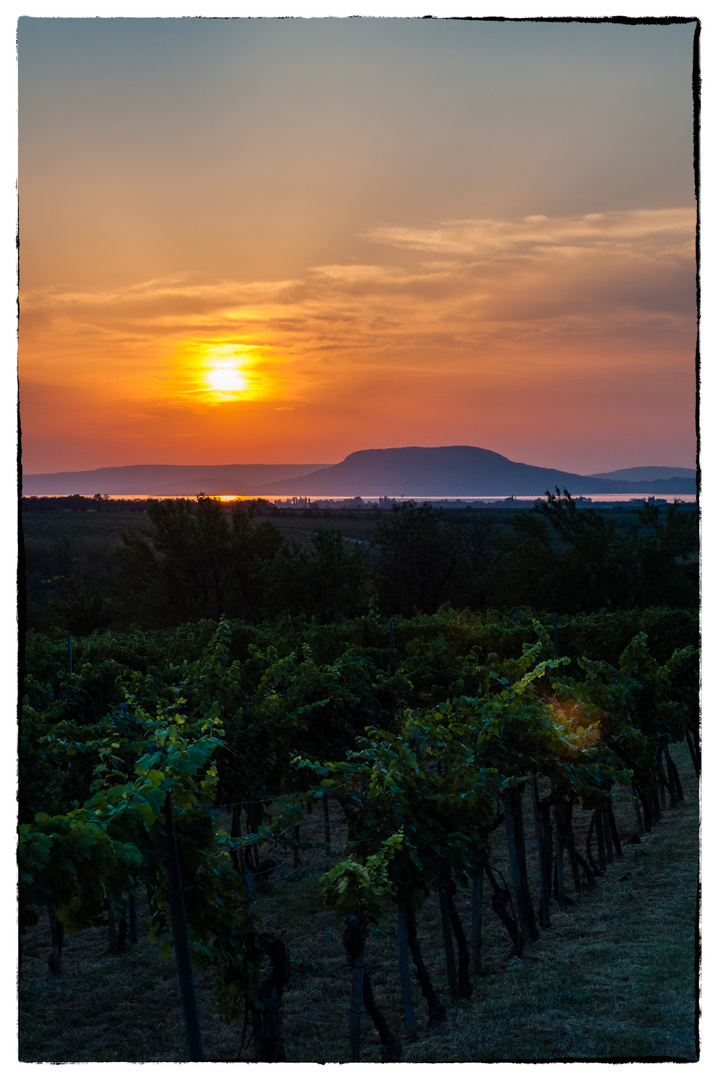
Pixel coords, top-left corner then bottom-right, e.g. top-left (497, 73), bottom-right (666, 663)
top-left (627, 501), bottom-right (699, 608)
top-left (371, 501), bottom-right (464, 616)
top-left (264, 528), bottom-right (370, 622)
top-left (488, 490), bottom-right (697, 613)
top-left (321, 830), bottom-right (404, 932)
top-left (19, 810), bottom-right (143, 934)
top-left (18, 701), bottom-right (222, 929)
top-left (19, 601), bottom-right (698, 1042)
top-left (114, 496), bottom-right (284, 625)
top-left (24, 494), bottom-right (697, 643)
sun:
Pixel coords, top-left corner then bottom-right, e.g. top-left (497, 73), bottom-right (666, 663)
top-left (205, 366), bottom-right (248, 394)
top-left (174, 339), bottom-right (278, 404)
top-left (199, 343), bottom-right (253, 399)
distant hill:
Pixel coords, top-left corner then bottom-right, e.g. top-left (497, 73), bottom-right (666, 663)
top-left (22, 448), bottom-right (697, 498)
top-left (589, 466), bottom-right (697, 483)
top-left (260, 446), bottom-right (697, 497)
top-left (21, 463), bottom-right (328, 497)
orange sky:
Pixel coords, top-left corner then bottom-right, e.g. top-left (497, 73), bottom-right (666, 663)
top-left (18, 17), bottom-right (698, 475)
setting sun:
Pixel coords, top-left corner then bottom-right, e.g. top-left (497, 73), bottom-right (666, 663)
top-left (205, 366), bottom-right (248, 395)
top-left (199, 343), bottom-right (252, 399)
top-left (169, 341), bottom-right (275, 404)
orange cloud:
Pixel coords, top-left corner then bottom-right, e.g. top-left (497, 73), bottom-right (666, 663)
top-left (364, 208), bottom-right (695, 256)
top-left (19, 207), bottom-right (696, 472)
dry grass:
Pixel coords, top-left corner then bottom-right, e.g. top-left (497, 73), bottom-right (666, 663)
top-left (18, 742), bottom-right (698, 1063)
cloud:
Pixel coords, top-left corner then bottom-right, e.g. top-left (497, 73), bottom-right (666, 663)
top-left (364, 208), bottom-right (695, 257)
top-left (20, 207), bottom-right (696, 415)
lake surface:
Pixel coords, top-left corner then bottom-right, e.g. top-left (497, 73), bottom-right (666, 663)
top-left (89, 493), bottom-right (697, 504)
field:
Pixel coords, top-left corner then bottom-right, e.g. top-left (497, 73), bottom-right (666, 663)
top-left (18, 494), bottom-right (700, 1062)
top-left (18, 743), bottom-right (698, 1063)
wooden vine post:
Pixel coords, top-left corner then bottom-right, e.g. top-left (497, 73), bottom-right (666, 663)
top-left (128, 890), bottom-right (138, 944)
top-left (438, 885), bottom-right (459, 998)
top-left (344, 914), bottom-right (365, 1062)
top-left (530, 779), bottom-right (551, 929)
top-left (252, 934), bottom-right (291, 1062)
top-left (396, 897), bottom-right (418, 1038)
top-left (163, 791), bottom-right (204, 1062)
top-left (471, 863), bottom-right (484, 975)
top-left (47, 904), bottom-right (64, 975)
top-left (502, 786), bottom-right (538, 942)
top-left (553, 816), bottom-right (566, 908)
top-left (442, 879), bottom-right (473, 998)
top-left (405, 902), bottom-right (447, 1026)
top-left (602, 799), bottom-right (614, 863)
top-left (392, 809), bottom-right (417, 1037)
top-left (323, 792), bottom-right (332, 853)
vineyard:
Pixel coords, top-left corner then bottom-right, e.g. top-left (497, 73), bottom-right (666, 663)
top-left (18, 604), bottom-right (699, 1062)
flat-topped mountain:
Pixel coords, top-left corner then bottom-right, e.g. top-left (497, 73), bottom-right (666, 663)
top-left (22, 447), bottom-right (696, 497)
top-left (261, 445), bottom-right (697, 497)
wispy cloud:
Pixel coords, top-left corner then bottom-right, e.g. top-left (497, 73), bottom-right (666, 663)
top-left (20, 207), bottom-right (696, 413)
top-left (364, 208), bottom-right (696, 257)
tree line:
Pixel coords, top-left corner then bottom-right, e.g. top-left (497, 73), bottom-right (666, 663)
top-left (22, 491), bottom-right (698, 635)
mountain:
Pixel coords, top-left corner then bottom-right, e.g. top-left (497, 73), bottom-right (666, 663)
top-left (22, 447), bottom-right (698, 498)
top-left (259, 446), bottom-right (697, 497)
top-left (21, 463), bottom-right (328, 497)
top-left (589, 466), bottom-right (697, 483)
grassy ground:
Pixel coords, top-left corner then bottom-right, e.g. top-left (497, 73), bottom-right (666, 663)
top-left (18, 742), bottom-right (698, 1063)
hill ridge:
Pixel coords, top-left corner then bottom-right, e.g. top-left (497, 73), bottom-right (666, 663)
top-left (260, 445), bottom-right (696, 497)
top-left (22, 446), bottom-right (697, 497)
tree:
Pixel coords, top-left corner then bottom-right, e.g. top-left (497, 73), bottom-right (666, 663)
top-left (626, 500), bottom-right (698, 608)
top-left (115, 497), bottom-right (283, 625)
top-left (264, 529), bottom-right (369, 622)
top-left (371, 502), bottom-right (463, 616)
top-left (487, 490), bottom-right (697, 613)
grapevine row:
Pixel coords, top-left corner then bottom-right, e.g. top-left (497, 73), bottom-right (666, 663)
top-left (19, 609), bottom-right (699, 1060)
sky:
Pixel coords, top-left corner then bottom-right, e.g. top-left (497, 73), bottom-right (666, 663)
top-left (16, 11), bottom-right (698, 475)
top-left (3, 5), bottom-right (714, 1074)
